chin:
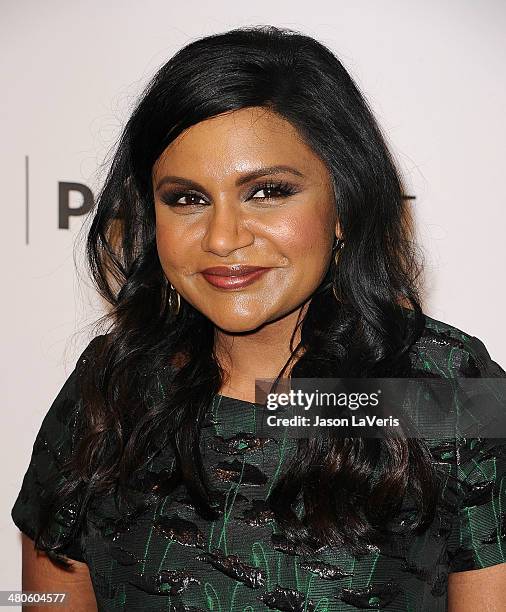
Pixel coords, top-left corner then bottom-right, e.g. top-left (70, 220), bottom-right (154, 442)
top-left (211, 314), bottom-right (272, 334)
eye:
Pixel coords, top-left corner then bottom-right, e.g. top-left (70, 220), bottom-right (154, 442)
top-left (249, 181), bottom-right (299, 201)
top-left (159, 180), bottom-right (299, 209)
top-left (160, 191), bottom-right (206, 207)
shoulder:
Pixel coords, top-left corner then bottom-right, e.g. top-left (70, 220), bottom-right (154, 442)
top-left (409, 316), bottom-right (506, 573)
top-left (75, 333), bottom-right (109, 371)
top-left (22, 333), bottom-right (110, 469)
top-left (11, 333), bottom-right (109, 562)
top-left (409, 312), bottom-right (505, 378)
top-left (42, 334), bottom-right (109, 437)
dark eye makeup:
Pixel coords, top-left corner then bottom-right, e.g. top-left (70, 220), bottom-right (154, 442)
top-left (158, 180), bottom-right (300, 208)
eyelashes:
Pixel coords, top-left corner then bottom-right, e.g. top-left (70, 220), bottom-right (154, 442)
top-left (249, 180), bottom-right (299, 200)
top-left (159, 180), bottom-right (299, 208)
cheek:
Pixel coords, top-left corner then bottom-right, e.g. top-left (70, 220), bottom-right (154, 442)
top-left (155, 225), bottom-right (172, 258)
top-left (274, 214), bottom-right (330, 263)
top-left (155, 217), bottom-right (200, 278)
top-left (155, 221), bottom-right (182, 274)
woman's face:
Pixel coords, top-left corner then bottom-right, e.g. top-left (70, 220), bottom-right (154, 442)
top-left (152, 106), bottom-right (339, 333)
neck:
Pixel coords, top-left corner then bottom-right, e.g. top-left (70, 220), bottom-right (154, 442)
top-left (214, 302), bottom-right (308, 401)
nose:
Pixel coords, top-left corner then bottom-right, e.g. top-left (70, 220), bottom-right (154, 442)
top-left (201, 199), bottom-right (255, 257)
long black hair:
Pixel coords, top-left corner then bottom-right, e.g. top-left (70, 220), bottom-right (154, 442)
top-left (37, 24), bottom-right (439, 566)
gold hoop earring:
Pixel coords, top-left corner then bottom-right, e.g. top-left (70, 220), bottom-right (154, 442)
top-left (169, 282), bottom-right (181, 315)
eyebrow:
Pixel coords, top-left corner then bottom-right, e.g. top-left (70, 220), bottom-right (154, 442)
top-left (154, 165), bottom-right (305, 192)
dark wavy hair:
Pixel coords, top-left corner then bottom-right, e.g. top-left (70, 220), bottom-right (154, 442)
top-left (37, 24), bottom-right (440, 567)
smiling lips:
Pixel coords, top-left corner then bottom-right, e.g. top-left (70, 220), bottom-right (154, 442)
top-left (201, 265), bottom-right (273, 289)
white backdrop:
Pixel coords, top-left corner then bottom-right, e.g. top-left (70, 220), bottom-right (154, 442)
top-left (2, 0), bottom-right (505, 598)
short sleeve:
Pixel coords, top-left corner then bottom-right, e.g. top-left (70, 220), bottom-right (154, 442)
top-left (11, 335), bottom-right (104, 563)
top-left (447, 335), bottom-right (506, 572)
top-left (465, 335), bottom-right (506, 378)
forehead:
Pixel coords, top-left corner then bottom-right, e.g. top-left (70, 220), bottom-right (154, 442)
top-left (152, 106), bottom-right (330, 184)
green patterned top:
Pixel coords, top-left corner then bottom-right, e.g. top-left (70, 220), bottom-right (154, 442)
top-left (11, 313), bottom-right (506, 611)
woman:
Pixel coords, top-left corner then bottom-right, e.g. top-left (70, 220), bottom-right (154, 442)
top-left (12, 25), bottom-right (506, 612)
